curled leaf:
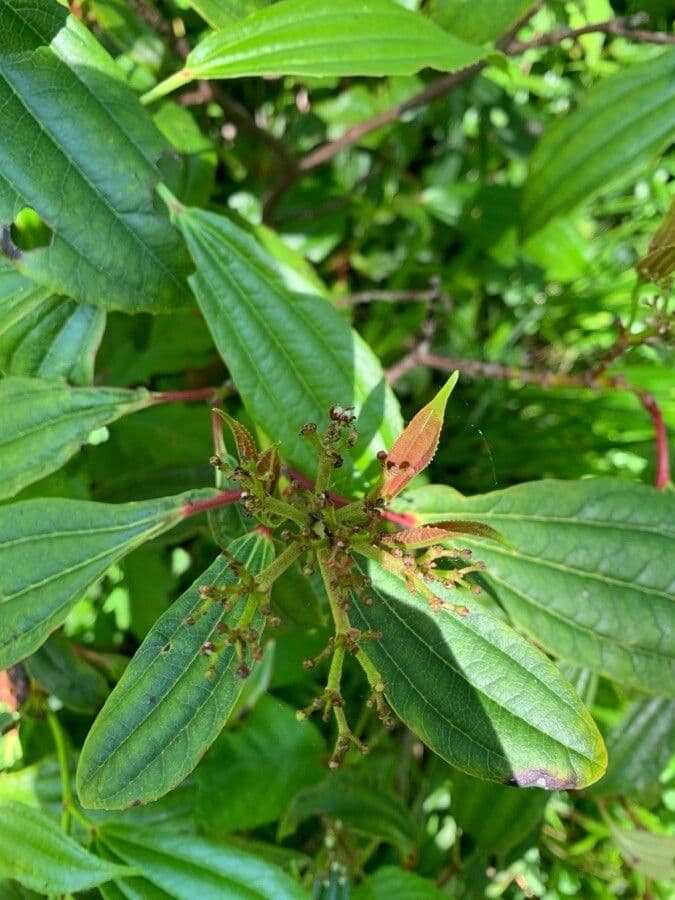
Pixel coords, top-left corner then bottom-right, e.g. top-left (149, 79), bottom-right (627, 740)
top-left (379, 372), bottom-right (458, 500)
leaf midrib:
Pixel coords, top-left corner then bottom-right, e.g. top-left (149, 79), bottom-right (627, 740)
top-left (366, 582), bottom-right (598, 762)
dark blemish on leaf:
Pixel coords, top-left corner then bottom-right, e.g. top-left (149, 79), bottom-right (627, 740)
top-left (132, 799), bottom-right (142, 807)
top-left (148, 695), bottom-right (157, 705)
top-left (0, 226), bottom-right (22, 260)
top-left (507, 769), bottom-right (578, 790)
top-left (161, 642), bottom-right (172, 653)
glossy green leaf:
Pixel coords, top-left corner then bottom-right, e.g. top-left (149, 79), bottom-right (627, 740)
top-left (353, 866), bottom-right (448, 900)
top-left (77, 533), bottom-right (273, 810)
top-left (0, 801), bottom-right (131, 893)
top-left (590, 697), bottom-right (675, 797)
top-left (0, 260), bottom-right (105, 383)
top-left (0, 0), bottom-right (191, 311)
top-left (97, 825), bottom-right (310, 899)
top-left (163, 196), bottom-right (402, 486)
top-left (0, 488), bottom-right (216, 668)
top-left (522, 50), bottom-right (675, 236)
top-left (0, 376), bottom-right (154, 499)
top-left (196, 694), bottom-right (324, 832)
top-left (279, 769), bottom-right (418, 858)
top-left (404, 478), bottom-right (675, 695)
top-left (186, 0), bottom-right (270, 28)
top-left (24, 632), bottom-right (110, 712)
top-left (144, 0), bottom-right (484, 102)
top-left (352, 556), bottom-right (607, 789)
top-left (429, 0), bottom-right (533, 44)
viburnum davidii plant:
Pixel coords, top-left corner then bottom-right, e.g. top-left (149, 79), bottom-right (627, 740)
top-left (72, 368), bottom-right (605, 809)
top-left (1, 1), bottom-right (674, 896)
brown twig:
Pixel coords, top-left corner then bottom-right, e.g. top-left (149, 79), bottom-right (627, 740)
top-left (384, 319), bottom-right (435, 385)
top-left (388, 351), bottom-right (671, 490)
top-left (262, 62), bottom-right (485, 220)
top-left (263, 12), bottom-right (673, 219)
top-left (335, 279), bottom-right (451, 309)
top-left (507, 15), bottom-right (675, 53)
top-left (181, 81), bottom-right (294, 165)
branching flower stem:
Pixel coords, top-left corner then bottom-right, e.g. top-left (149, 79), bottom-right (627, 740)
top-left (255, 542), bottom-right (304, 593)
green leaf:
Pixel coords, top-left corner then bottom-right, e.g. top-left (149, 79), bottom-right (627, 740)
top-left (97, 825), bottom-right (310, 899)
top-left (404, 478), bottom-right (675, 695)
top-left (608, 824), bottom-right (675, 881)
top-left (187, 0), bottom-right (271, 29)
top-left (0, 376), bottom-right (154, 499)
top-left (0, 0), bottom-right (191, 311)
top-left (353, 866), bottom-right (448, 900)
top-left (351, 555), bottom-right (607, 789)
top-left (196, 694), bottom-right (324, 833)
top-left (590, 697), bottom-right (675, 797)
top-left (428, 0), bottom-right (534, 44)
top-left (77, 533), bottom-right (273, 810)
top-left (163, 197), bottom-right (402, 486)
top-left (279, 769), bottom-right (418, 858)
top-left (0, 260), bottom-right (105, 384)
top-left (0, 801), bottom-right (131, 894)
top-left (24, 632), bottom-right (110, 713)
top-left (144, 0), bottom-right (485, 102)
top-left (0, 487), bottom-right (216, 668)
top-left (522, 50), bottom-right (675, 236)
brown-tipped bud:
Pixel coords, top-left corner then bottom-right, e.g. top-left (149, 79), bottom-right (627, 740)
top-left (376, 450), bottom-right (388, 463)
top-left (300, 422), bottom-right (317, 435)
top-left (198, 585), bottom-right (214, 599)
top-left (332, 454), bottom-right (343, 469)
top-left (185, 615), bottom-right (195, 625)
top-left (302, 564), bottom-right (315, 576)
top-left (215, 622), bottom-right (227, 634)
top-left (209, 455), bottom-right (222, 468)
top-left (280, 529), bottom-right (292, 541)
top-left (302, 658), bottom-right (316, 670)
top-left (268, 616), bottom-right (281, 628)
top-left (236, 663), bottom-right (250, 678)
top-left (200, 641), bottom-right (215, 656)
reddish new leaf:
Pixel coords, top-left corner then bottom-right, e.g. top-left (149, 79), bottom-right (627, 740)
top-left (379, 373), bottom-right (458, 500)
top-left (213, 408), bottom-right (257, 462)
top-left (383, 519), bottom-right (504, 549)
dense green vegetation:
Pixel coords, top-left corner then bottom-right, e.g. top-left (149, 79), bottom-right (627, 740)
top-left (0, 0), bottom-right (673, 897)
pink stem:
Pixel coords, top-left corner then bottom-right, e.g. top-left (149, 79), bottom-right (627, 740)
top-left (638, 391), bottom-right (671, 489)
top-left (152, 387), bottom-right (218, 404)
top-left (284, 465), bottom-right (414, 527)
top-left (181, 489), bottom-right (242, 518)
top-left (381, 510), bottom-right (416, 528)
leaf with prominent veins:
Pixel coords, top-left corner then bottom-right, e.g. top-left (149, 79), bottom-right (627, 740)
top-left (0, 488), bottom-right (219, 668)
top-left (401, 478), bottom-right (675, 695)
top-left (78, 532), bottom-right (274, 810)
top-left (0, 376), bottom-right (154, 500)
top-left (351, 554), bottom-right (607, 789)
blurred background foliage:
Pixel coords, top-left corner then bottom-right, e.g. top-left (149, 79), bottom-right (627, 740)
top-left (1, 0), bottom-right (673, 897)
